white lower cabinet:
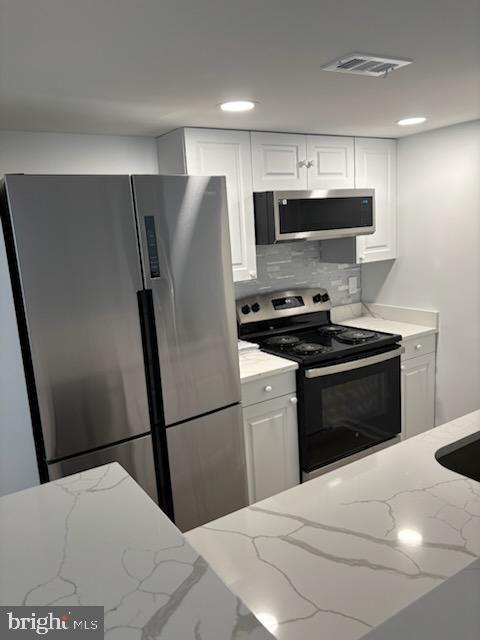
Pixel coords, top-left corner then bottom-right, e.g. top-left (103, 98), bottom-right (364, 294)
top-left (242, 375), bottom-right (299, 504)
top-left (401, 338), bottom-right (436, 439)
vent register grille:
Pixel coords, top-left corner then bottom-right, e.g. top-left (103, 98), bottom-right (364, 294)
top-left (323, 53), bottom-right (412, 77)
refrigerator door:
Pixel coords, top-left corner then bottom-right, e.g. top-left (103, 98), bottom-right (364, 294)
top-left (3, 175), bottom-right (150, 461)
top-left (48, 434), bottom-right (157, 502)
top-left (132, 175), bottom-right (241, 426)
top-left (166, 404), bottom-right (247, 532)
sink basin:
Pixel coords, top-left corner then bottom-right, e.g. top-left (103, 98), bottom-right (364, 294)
top-left (436, 431), bottom-right (480, 482)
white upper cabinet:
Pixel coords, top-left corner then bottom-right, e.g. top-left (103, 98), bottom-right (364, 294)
top-left (251, 132), bottom-right (308, 191)
top-left (251, 132), bottom-right (355, 192)
top-left (157, 128), bottom-right (257, 282)
top-left (306, 135), bottom-right (355, 189)
top-left (355, 138), bottom-right (397, 262)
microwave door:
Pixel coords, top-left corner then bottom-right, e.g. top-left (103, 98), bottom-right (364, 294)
top-left (253, 189), bottom-right (375, 244)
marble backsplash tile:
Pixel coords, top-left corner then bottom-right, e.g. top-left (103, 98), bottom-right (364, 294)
top-left (234, 241), bottom-right (361, 306)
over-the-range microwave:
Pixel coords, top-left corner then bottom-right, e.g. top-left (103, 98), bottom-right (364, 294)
top-left (253, 188), bottom-right (375, 244)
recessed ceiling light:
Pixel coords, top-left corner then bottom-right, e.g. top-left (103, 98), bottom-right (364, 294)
top-left (219, 100), bottom-right (255, 112)
top-left (397, 116), bottom-right (427, 126)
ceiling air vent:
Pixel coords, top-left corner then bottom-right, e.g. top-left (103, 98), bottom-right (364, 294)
top-left (322, 53), bottom-right (412, 77)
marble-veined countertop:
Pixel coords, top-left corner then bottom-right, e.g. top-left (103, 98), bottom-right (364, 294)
top-left (338, 316), bottom-right (437, 340)
top-left (331, 302), bottom-right (438, 341)
top-left (239, 348), bottom-right (298, 383)
top-left (186, 411), bottom-right (480, 640)
top-left (0, 463), bottom-right (273, 640)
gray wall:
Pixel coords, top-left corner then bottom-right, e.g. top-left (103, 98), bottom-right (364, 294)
top-left (235, 241), bottom-right (361, 305)
top-left (0, 129), bottom-right (159, 496)
top-left (362, 120), bottom-right (480, 425)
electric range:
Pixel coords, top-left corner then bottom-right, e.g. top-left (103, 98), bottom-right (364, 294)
top-left (237, 288), bottom-right (403, 479)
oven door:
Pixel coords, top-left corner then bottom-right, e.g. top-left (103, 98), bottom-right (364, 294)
top-left (298, 346), bottom-right (403, 474)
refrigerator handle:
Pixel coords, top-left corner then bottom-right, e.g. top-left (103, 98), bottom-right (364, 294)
top-left (137, 289), bottom-right (175, 521)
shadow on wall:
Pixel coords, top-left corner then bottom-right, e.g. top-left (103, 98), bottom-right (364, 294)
top-left (361, 260), bottom-right (396, 302)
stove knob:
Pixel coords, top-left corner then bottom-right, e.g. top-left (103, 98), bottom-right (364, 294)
top-left (321, 293), bottom-right (330, 302)
top-left (251, 302), bottom-right (261, 313)
top-left (312, 293), bottom-right (322, 303)
top-left (241, 304), bottom-right (251, 315)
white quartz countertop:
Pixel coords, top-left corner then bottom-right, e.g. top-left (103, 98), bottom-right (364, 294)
top-left (339, 316), bottom-right (437, 340)
top-left (0, 463), bottom-right (273, 640)
top-left (239, 348), bottom-right (298, 383)
top-left (186, 412), bottom-right (480, 640)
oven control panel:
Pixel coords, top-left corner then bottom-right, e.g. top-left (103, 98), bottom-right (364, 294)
top-left (236, 288), bottom-right (331, 324)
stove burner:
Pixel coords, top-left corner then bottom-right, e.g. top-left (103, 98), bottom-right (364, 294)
top-left (317, 325), bottom-right (347, 336)
top-left (293, 342), bottom-right (328, 355)
top-left (335, 329), bottom-right (378, 344)
top-left (265, 335), bottom-right (301, 347)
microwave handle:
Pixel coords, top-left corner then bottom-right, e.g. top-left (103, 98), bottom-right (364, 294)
top-left (305, 346), bottom-right (405, 378)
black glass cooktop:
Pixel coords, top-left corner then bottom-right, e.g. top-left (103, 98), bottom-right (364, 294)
top-left (249, 324), bottom-right (402, 366)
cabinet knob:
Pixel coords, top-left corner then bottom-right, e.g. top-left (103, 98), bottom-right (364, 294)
top-left (290, 397), bottom-right (298, 405)
top-left (415, 344), bottom-right (422, 351)
top-left (264, 385), bottom-right (273, 392)
top-left (297, 160), bottom-right (307, 168)
top-left (249, 271), bottom-right (256, 279)
top-left (305, 160), bottom-right (314, 168)
top-left (401, 365), bottom-right (405, 371)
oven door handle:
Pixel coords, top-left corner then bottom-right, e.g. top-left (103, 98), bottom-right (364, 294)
top-left (305, 346), bottom-right (405, 378)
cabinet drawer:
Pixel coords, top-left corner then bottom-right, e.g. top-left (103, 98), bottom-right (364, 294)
top-left (402, 334), bottom-right (436, 360)
top-left (242, 371), bottom-right (296, 407)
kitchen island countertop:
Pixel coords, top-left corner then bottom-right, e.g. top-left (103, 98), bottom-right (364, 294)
top-left (0, 463), bottom-right (273, 640)
top-left (186, 411), bottom-right (480, 640)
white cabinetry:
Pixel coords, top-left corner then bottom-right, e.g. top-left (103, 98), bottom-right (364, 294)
top-left (306, 135), bottom-right (355, 189)
top-left (251, 132), bottom-right (355, 191)
top-left (251, 132), bottom-right (308, 191)
top-left (241, 371), bottom-right (299, 503)
top-left (157, 128), bottom-right (397, 272)
top-left (401, 335), bottom-right (436, 439)
top-left (156, 128), bottom-right (256, 282)
top-left (355, 137), bottom-right (397, 262)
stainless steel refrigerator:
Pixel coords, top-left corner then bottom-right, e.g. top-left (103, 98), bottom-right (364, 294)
top-left (1, 174), bottom-right (247, 531)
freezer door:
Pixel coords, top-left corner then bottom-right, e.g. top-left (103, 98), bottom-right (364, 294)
top-left (166, 404), bottom-right (248, 532)
top-left (3, 175), bottom-right (149, 461)
top-left (48, 434), bottom-right (158, 502)
top-left (132, 175), bottom-right (241, 426)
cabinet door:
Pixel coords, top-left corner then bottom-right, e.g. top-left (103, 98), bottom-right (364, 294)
top-left (242, 394), bottom-right (300, 504)
top-left (251, 132), bottom-right (308, 191)
top-left (306, 135), bottom-right (355, 189)
top-left (401, 353), bottom-right (435, 439)
top-left (183, 128), bottom-right (256, 282)
top-left (355, 138), bottom-right (397, 262)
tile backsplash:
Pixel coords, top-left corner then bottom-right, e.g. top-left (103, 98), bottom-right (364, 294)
top-left (234, 242), bottom-right (361, 306)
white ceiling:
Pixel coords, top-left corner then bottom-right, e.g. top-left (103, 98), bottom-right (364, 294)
top-left (0, 0), bottom-right (479, 139)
